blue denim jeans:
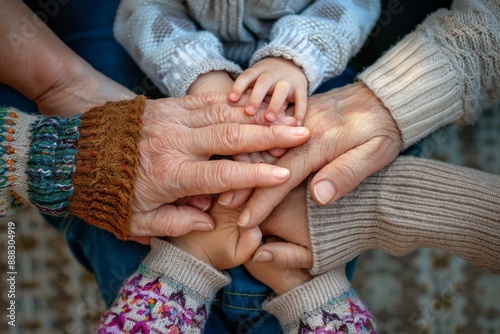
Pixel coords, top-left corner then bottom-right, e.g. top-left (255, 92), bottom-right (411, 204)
top-left (1, 1), bottom-right (363, 332)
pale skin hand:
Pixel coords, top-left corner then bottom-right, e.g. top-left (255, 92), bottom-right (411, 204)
top-left (230, 82), bottom-right (403, 229)
top-left (170, 201), bottom-right (262, 270)
top-left (229, 57), bottom-right (308, 125)
top-left (129, 92), bottom-right (311, 238)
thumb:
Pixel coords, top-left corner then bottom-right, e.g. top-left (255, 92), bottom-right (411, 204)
top-left (130, 204), bottom-right (215, 237)
top-left (253, 242), bottom-right (312, 269)
top-left (310, 139), bottom-right (398, 205)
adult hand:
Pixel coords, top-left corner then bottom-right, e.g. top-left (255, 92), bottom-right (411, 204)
top-left (129, 92), bottom-right (311, 238)
top-left (235, 82), bottom-right (403, 229)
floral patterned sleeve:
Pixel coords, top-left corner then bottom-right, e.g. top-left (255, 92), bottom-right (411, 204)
top-left (98, 238), bottom-right (230, 333)
top-left (263, 266), bottom-right (377, 333)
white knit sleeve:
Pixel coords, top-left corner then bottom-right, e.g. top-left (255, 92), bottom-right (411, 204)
top-left (250, 0), bottom-right (380, 94)
top-left (359, 0), bottom-right (500, 149)
top-left (113, 0), bottom-right (242, 96)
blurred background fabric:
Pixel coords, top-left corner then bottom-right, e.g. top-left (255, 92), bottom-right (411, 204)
top-left (1, 0), bottom-right (499, 333)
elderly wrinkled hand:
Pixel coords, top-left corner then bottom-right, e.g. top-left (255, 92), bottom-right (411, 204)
top-left (129, 92), bottom-right (311, 238)
top-left (233, 82), bottom-right (402, 229)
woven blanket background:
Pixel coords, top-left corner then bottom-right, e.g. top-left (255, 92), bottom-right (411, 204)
top-left (0, 105), bottom-right (499, 333)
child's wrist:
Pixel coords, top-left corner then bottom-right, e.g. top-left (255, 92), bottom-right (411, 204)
top-left (187, 71), bottom-right (234, 94)
top-left (270, 270), bottom-right (311, 296)
top-left (169, 237), bottom-right (214, 267)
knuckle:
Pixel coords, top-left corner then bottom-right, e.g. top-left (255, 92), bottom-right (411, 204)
top-left (222, 123), bottom-right (241, 149)
top-left (276, 80), bottom-right (291, 93)
top-left (242, 67), bottom-right (259, 79)
top-left (259, 73), bottom-right (274, 87)
top-left (337, 161), bottom-right (358, 184)
top-left (213, 160), bottom-right (234, 189)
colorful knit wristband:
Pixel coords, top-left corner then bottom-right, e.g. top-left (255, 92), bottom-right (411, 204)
top-left (27, 116), bottom-right (80, 216)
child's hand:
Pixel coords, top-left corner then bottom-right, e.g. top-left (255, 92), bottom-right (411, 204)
top-left (245, 237), bottom-right (311, 295)
top-left (187, 70), bottom-right (235, 95)
top-left (169, 201), bottom-right (262, 270)
top-left (229, 57), bottom-right (308, 125)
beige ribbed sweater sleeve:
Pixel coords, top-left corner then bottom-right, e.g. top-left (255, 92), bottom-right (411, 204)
top-left (358, 0), bottom-right (500, 149)
top-left (307, 156), bottom-right (500, 276)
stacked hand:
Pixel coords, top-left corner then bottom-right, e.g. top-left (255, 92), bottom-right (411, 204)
top-left (232, 82), bottom-right (402, 230)
top-left (130, 92), bottom-right (311, 238)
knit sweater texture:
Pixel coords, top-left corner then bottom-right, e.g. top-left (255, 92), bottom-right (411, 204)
top-left (307, 156), bottom-right (500, 276)
top-left (0, 96), bottom-right (146, 240)
top-left (114, 0), bottom-right (380, 96)
top-left (98, 238), bottom-right (377, 333)
top-left (359, 0), bottom-right (500, 149)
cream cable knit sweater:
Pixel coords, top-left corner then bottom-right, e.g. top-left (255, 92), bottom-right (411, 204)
top-left (309, 0), bottom-right (500, 275)
top-left (114, 0), bottom-right (380, 96)
top-left (359, 0), bottom-right (500, 149)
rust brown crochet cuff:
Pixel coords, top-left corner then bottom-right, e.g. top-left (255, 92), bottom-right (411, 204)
top-left (69, 96), bottom-right (146, 240)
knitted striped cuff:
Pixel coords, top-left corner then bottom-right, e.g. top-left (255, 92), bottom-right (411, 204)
top-left (69, 96), bottom-right (145, 240)
top-left (27, 116), bottom-right (80, 216)
top-left (263, 267), bottom-right (350, 329)
top-left (0, 108), bottom-right (39, 215)
top-left (358, 29), bottom-right (462, 149)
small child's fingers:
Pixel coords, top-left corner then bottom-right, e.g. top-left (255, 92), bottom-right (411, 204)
top-left (246, 74), bottom-right (274, 115)
top-left (232, 152), bottom-right (253, 163)
top-left (265, 148), bottom-right (287, 159)
top-left (175, 194), bottom-right (213, 212)
top-left (235, 226), bottom-right (263, 261)
top-left (266, 81), bottom-right (292, 122)
top-left (249, 152), bottom-right (264, 164)
top-left (230, 69), bottom-right (260, 103)
top-left (218, 188), bottom-right (254, 208)
top-left (293, 88), bottom-right (308, 126)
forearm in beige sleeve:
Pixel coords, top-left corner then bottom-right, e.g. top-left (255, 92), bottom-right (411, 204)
top-left (358, 0), bottom-right (500, 149)
top-left (307, 156), bottom-right (500, 275)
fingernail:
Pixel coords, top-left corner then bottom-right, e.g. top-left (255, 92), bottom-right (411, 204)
top-left (193, 222), bottom-right (214, 231)
top-left (229, 92), bottom-right (238, 101)
top-left (266, 113), bottom-right (276, 122)
top-left (290, 127), bottom-right (308, 136)
top-left (246, 105), bottom-right (256, 115)
top-left (237, 208), bottom-right (250, 227)
top-left (271, 167), bottom-right (289, 179)
top-left (218, 191), bottom-right (234, 206)
top-left (314, 180), bottom-right (336, 204)
top-left (253, 251), bottom-right (274, 263)
top-left (194, 196), bottom-right (211, 212)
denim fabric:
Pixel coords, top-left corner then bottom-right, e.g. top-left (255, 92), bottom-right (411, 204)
top-left (1, 1), bottom-right (363, 332)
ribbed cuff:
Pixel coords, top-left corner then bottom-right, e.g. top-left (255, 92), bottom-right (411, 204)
top-left (0, 108), bottom-right (39, 215)
top-left (263, 267), bottom-right (349, 328)
top-left (358, 31), bottom-right (463, 149)
top-left (69, 96), bottom-right (145, 240)
top-left (27, 115), bottom-right (80, 216)
top-left (143, 238), bottom-right (230, 302)
top-left (160, 43), bottom-right (242, 97)
top-left (307, 156), bottom-right (500, 275)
